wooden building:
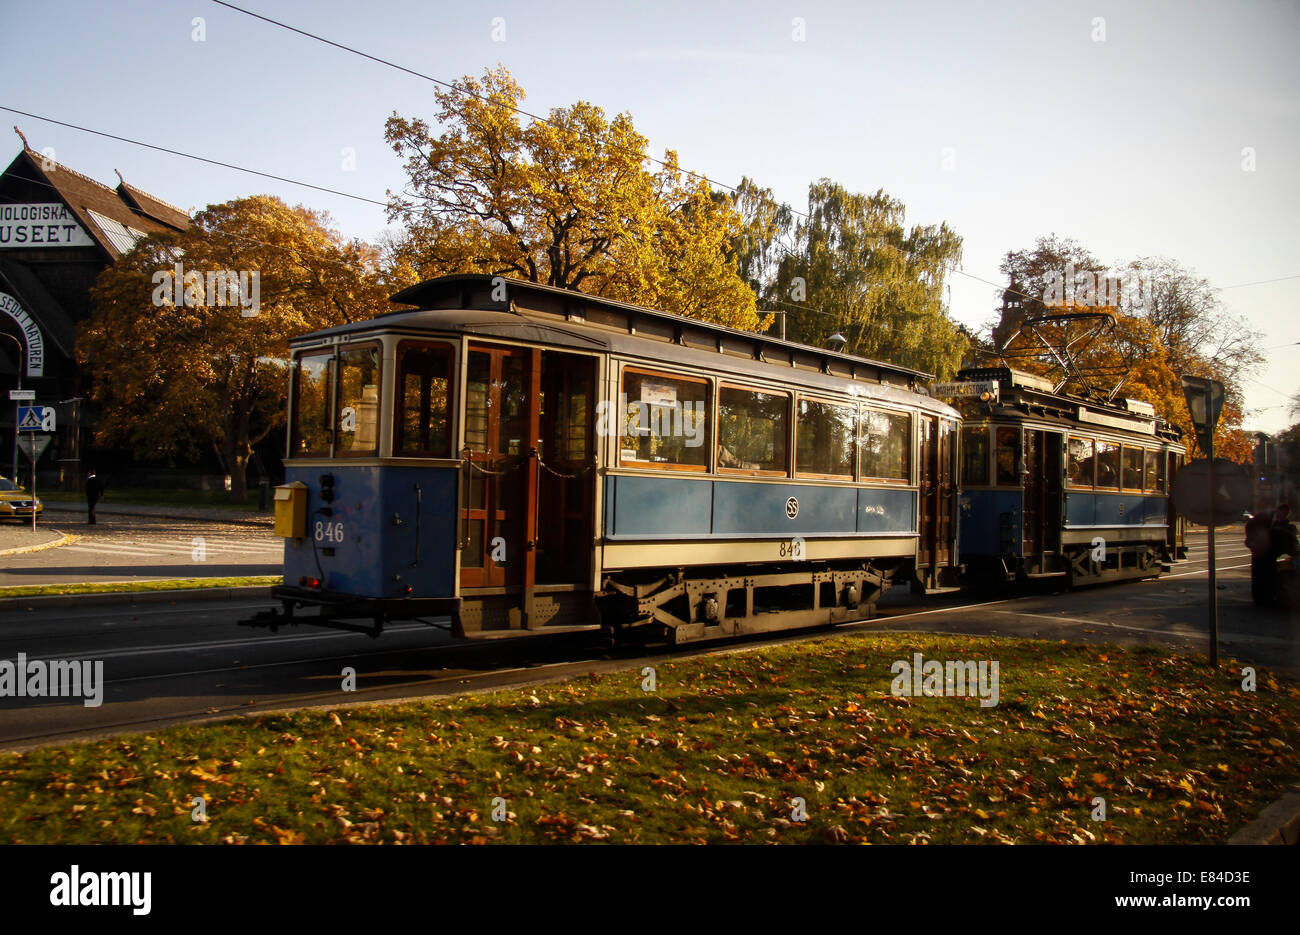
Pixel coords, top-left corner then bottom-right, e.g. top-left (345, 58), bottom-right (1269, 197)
top-left (0, 133), bottom-right (189, 484)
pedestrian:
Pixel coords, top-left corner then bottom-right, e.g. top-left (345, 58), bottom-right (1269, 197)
top-left (1270, 504), bottom-right (1298, 608)
top-left (85, 470), bottom-right (104, 525)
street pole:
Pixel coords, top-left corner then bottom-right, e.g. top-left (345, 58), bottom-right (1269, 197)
top-left (28, 436), bottom-right (36, 533)
top-left (1207, 435), bottom-right (1218, 667)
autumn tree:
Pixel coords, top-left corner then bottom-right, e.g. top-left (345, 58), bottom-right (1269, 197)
top-left (991, 238), bottom-right (1262, 461)
top-left (384, 66), bottom-right (762, 330)
top-left (81, 195), bottom-right (389, 499)
top-left (759, 180), bottom-right (967, 378)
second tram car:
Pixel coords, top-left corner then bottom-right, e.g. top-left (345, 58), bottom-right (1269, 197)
top-left (942, 367), bottom-right (1187, 587)
top-left (249, 275), bottom-right (963, 644)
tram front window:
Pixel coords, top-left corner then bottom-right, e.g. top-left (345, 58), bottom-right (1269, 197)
top-left (292, 351), bottom-right (333, 457)
top-left (336, 344), bottom-right (381, 456)
top-left (395, 342), bottom-right (453, 457)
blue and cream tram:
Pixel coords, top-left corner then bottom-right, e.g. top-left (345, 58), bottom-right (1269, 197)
top-left (250, 275), bottom-right (963, 644)
top-left (943, 367), bottom-right (1186, 587)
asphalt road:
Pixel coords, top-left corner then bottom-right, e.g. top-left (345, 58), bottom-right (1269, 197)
top-left (0, 526), bottom-right (1294, 751)
top-left (0, 512), bottom-right (281, 586)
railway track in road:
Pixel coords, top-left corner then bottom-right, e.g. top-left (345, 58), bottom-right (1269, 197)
top-left (0, 528), bottom-right (1284, 752)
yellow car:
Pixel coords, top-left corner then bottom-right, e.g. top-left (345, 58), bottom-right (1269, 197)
top-left (0, 476), bottom-right (43, 521)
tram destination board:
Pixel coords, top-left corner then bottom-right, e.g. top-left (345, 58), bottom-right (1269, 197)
top-left (1171, 457), bottom-right (1252, 526)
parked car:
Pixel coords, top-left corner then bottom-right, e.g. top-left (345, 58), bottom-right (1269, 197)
top-left (0, 476), bottom-right (43, 521)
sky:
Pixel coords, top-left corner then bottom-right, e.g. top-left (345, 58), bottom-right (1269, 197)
top-left (2, 0), bottom-right (1297, 431)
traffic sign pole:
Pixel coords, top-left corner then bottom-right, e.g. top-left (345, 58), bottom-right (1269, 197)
top-left (1181, 374), bottom-right (1227, 668)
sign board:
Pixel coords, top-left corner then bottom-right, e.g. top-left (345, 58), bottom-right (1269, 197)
top-left (930, 380), bottom-right (1000, 401)
top-left (0, 204), bottom-right (96, 248)
top-left (1180, 375), bottom-right (1224, 453)
top-left (1077, 406), bottom-right (1156, 434)
top-left (16, 406), bottom-right (53, 432)
top-left (17, 433), bottom-right (50, 461)
top-left (0, 292), bottom-right (43, 378)
top-left (8, 389), bottom-right (34, 401)
top-left (1171, 458), bottom-right (1252, 526)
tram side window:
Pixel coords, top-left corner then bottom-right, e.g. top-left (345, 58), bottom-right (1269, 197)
top-left (861, 410), bottom-right (911, 482)
top-left (1122, 446), bottom-right (1144, 490)
top-left (1144, 449), bottom-right (1160, 491)
top-left (395, 342), bottom-right (453, 457)
top-left (995, 427), bottom-right (1020, 486)
top-left (1095, 441), bottom-right (1120, 488)
top-left (796, 398), bottom-right (855, 478)
top-left (960, 426), bottom-right (989, 486)
top-left (1066, 436), bottom-right (1094, 487)
top-left (619, 369), bottom-right (710, 470)
top-left (292, 351), bottom-right (333, 457)
top-left (1156, 450), bottom-right (1168, 492)
top-left (719, 385), bottom-right (789, 475)
top-left (336, 344), bottom-right (381, 456)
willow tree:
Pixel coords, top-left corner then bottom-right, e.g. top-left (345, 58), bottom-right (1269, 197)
top-left (384, 66), bottom-right (763, 330)
top-left (766, 180), bottom-right (966, 378)
top-left (81, 196), bottom-right (389, 499)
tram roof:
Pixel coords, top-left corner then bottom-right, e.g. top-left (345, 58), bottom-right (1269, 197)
top-left (298, 274), bottom-right (934, 382)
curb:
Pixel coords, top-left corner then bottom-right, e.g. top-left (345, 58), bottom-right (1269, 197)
top-left (1227, 781), bottom-right (1300, 845)
top-left (0, 585), bottom-right (274, 613)
top-left (41, 503), bottom-right (273, 528)
top-left (0, 531), bottom-right (77, 556)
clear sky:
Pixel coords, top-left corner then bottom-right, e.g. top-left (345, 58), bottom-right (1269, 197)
top-left (3, 0), bottom-right (1297, 430)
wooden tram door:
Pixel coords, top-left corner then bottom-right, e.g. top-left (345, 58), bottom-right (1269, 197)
top-left (1022, 430), bottom-right (1064, 572)
top-left (461, 344), bottom-right (597, 595)
top-left (461, 345), bottom-right (532, 589)
top-left (917, 416), bottom-right (957, 588)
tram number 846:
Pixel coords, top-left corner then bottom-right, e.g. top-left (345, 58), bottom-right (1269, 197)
top-left (314, 520), bottom-right (346, 543)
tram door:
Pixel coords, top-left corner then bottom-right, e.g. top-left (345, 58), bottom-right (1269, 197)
top-left (917, 416), bottom-right (957, 588)
top-left (1023, 430), bottom-right (1064, 572)
top-left (461, 345), bottom-right (531, 589)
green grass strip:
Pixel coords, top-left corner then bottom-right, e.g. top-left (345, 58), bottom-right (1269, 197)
top-left (0, 576), bottom-right (281, 598)
top-left (0, 633), bottom-right (1294, 844)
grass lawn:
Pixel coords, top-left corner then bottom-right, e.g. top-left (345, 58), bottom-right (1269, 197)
top-left (0, 576), bottom-right (281, 598)
top-left (39, 488), bottom-right (271, 512)
top-left (0, 633), bottom-right (1295, 844)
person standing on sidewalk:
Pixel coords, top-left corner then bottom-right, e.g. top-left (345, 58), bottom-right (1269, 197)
top-left (85, 470), bottom-right (104, 525)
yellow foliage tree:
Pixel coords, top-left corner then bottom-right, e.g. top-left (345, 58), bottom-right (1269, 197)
top-left (81, 196), bottom-right (389, 499)
top-left (384, 66), bottom-right (762, 330)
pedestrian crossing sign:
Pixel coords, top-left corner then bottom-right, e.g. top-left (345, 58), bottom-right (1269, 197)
top-left (16, 406), bottom-right (53, 431)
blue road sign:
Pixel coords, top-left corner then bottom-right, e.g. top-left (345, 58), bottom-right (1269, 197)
top-left (16, 406), bottom-right (42, 431)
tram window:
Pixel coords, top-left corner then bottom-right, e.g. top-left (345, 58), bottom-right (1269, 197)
top-left (860, 409), bottom-right (911, 482)
top-left (994, 427), bottom-right (1020, 486)
top-left (1156, 450), bottom-right (1168, 492)
top-left (719, 385), bottom-right (790, 475)
top-left (395, 342), bottom-right (453, 457)
top-left (1144, 449), bottom-right (1159, 491)
top-left (1122, 446), bottom-right (1144, 490)
top-left (291, 351), bottom-right (333, 457)
top-left (1066, 436), bottom-right (1094, 488)
top-left (336, 344), bottom-right (381, 456)
top-left (796, 398), bottom-right (855, 478)
top-left (619, 369), bottom-right (709, 470)
top-left (960, 426), bottom-right (989, 486)
top-left (1095, 441), bottom-right (1120, 488)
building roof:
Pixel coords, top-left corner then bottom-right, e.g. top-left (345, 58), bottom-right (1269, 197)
top-left (2, 145), bottom-right (188, 258)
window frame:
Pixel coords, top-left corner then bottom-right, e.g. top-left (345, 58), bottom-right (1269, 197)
top-left (716, 381), bottom-right (792, 477)
top-left (994, 425), bottom-right (1021, 487)
top-left (960, 424), bottom-right (991, 487)
top-left (794, 393), bottom-right (857, 480)
top-left (1120, 444), bottom-right (1145, 493)
top-left (392, 339), bottom-right (456, 459)
top-left (1066, 435), bottom-right (1095, 489)
top-left (617, 365), bottom-right (712, 473)
top-left (290, 348), bottom-right (337, 459)
top-left (1094, 440), bottom-right (1121, 490)
top-left (859, 406), bottom-right (913, 485)
top-left (332, 340), bottom-right (383, 459)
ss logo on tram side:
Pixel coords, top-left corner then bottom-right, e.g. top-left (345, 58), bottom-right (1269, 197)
top-left (314, 520), bottom-right (346, 543)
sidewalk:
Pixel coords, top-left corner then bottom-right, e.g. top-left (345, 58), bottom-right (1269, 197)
top-left (42, 500), bottom-right (273, 527)
top-left (0, 524), bottom-right (67, 554)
